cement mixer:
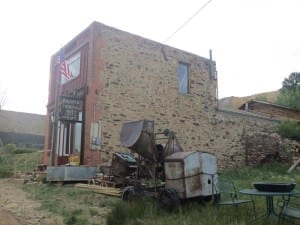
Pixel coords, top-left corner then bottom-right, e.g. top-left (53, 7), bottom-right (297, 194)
top-left (119, 120), bottom-right (219, 210)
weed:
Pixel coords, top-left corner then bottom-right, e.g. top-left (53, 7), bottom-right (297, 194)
top-left (63, 209), bottom-right (86, 225)
top-left (0, 148), bottom-right (41, 178)
top-left (89, 207), bottom-right (99, 216)
top-left (106, 199), bottom-right (152, 225)
top-left (106, 201), bottom-right (128, 225)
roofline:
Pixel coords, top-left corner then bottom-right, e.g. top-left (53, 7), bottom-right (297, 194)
top-left (51, 21), bottom-right (212, 63)
top-left (239, 99), bottom-right (300, 112)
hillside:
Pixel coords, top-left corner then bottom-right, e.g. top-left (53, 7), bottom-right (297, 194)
top-left (0, 110), bottom-right (46, 136)
top-left (219, 90), bottom-right (280, 109)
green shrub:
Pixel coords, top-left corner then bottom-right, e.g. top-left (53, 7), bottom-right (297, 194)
top-left (13, 148), bottom-right (38, 154)
top-left (277, 120), bottom-right (300, 141)
top-left (4, 143), bottom-right (17, 152)
top-left (0, 168), bottom-right (13, 178)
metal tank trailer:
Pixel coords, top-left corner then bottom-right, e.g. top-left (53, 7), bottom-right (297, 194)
top-left (114, 120), bottom-right (219, 210)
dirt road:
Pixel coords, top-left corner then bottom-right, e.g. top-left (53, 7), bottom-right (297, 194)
top-left (0, 178), bottom-right (64, 225)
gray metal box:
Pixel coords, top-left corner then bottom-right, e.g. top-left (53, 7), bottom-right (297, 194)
top-left (47, 166), bottom-right (97, 182)
top-left (164, 151), bottom-right (218, 199)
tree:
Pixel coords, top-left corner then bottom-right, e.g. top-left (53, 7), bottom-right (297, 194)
top-left (277, 120), bottom-right (300, 141)
top-left (282, 72), bottom-right (300, 90)
top-left (276, 72), bottom-right (300, 110)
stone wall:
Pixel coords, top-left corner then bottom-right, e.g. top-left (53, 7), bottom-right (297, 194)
top-left (245, 132), bottom-right (291, 166)
top-left (210, 109), bottom-right (280, 169)
top-left (89, 22), bottom-right (218, 164)
top-left (85, 22), bottom-right (283, 169)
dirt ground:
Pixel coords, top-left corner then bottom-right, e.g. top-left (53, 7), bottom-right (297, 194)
top-left (0, 178), bottom-right (64, 225)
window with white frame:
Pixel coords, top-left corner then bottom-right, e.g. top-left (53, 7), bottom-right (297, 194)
top-left (178, 62), bottom-right (189, 94)
top-left (61, 52), bottom-right (81, 84)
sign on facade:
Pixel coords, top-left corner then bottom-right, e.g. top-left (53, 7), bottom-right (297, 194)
top-left (59, 96), bottom-right (83, 121)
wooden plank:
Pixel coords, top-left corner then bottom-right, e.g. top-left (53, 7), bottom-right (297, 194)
top-left (93, 189), bottom-right (121, 197)
top-left (288, 158), bottom-right (300, 173)
top-left (75, 183), bottom-right (122, 197)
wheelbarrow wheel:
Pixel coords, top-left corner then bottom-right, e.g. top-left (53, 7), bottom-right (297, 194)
top-left (122, 186), bottom-right (142, 201)
top-left (158, 188), bottom-right (180, 211)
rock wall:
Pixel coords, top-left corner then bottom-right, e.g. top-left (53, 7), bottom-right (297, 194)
top-left (245, 132), bottom-right (291, 166)
top-left (211, 109), bottom-right (280, 169)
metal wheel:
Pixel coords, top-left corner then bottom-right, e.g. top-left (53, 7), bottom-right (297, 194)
top-left (158, 188), bottom-right (180, 211)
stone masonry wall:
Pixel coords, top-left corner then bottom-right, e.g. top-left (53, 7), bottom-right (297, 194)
top-left (208, 109), bottom-right (279, 169)
top-left (90, 23), bottom-right (218, 163)
top-left (81, 22), bottom-right (281, 169)
top-left (245, 132), bottom-right (291, 166)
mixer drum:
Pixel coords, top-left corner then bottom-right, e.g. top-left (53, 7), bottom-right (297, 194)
top-left (120, 120), bottom-right (156, 160)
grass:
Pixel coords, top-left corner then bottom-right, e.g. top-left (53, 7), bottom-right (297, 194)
top-left (0, 147), bottom-right (41, 178)
top-left (106, 163), bottom-right (300, 225)
top-left (22, 183), bottom-right (119, 225)
top-left (2, 148), bottom-right (298, 225)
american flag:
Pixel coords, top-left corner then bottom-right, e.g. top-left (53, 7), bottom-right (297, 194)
top-left (57, 54), bottom-right (73, 80)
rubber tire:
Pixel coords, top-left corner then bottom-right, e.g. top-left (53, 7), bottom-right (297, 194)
top-left (122, 186), bottom-right (135, 201)
top-left (158, 188), bottom-right (180, 211)
top-left (122, 186), bottom-right (143, 201)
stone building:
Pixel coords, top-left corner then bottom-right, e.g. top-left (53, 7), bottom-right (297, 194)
top-left (0, 110), bottom-right (45, 149)
top-left (43, 21), bottom-right (280, 169)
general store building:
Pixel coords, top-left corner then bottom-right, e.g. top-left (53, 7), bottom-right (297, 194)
top-left (42, 21), bottom-right (218, 166)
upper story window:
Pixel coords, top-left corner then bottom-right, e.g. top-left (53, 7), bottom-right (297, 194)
top-left (178, 62), bottom-right (189, 94)
top-left (61, 52), bottom-right (81, 84)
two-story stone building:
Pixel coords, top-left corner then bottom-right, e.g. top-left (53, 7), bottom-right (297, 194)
top-left (43, 21), bottom-right (280, 168)
top-left (43, 21), bottom-right (219, 166)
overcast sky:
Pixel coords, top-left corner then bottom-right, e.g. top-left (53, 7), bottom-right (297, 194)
top-left (0, 0), bottom-right (299, 115)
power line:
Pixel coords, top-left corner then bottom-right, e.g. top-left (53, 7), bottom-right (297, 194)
top-left (163, 0), bottom-right (212, 44)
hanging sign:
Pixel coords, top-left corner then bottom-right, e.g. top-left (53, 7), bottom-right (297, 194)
top-left (59, 96), bottom-right (83, 121)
